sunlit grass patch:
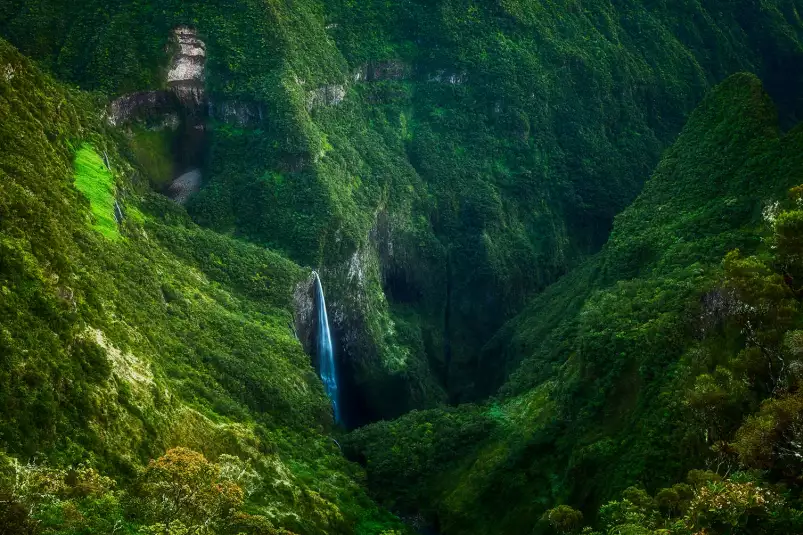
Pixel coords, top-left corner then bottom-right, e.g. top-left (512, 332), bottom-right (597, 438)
top-left (74, 143), bottom-right (119, 240)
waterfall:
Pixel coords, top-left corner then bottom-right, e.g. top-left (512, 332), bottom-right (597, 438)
top-left (313, 272), bottom-right (341, 423)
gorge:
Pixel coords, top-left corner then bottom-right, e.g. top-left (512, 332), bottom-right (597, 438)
top-left (3, 1), bottom-right (803, 534)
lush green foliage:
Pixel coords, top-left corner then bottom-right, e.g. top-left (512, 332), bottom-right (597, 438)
top-left (0, 447), bottom-right (309, 535)
top-left (128, 128), bottom-right (176, 190)
top-left (5, 0), bottom-right (803, 418)
top-left (346, 74), bottom-right (803, 534)
top-left (73, 144), bottom-right (119, 240)
top-left (0, 38), bottom-right (405, 534)
top-left (5, 1), bottom-right (803, 534)
top-left (548, 470), bottom-right (803, 534)
top-left (320, 0), bottom-right (803, 403)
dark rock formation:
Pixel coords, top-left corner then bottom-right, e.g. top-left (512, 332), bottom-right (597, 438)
top-left (208, 101), bottom-right (265, 127)
top-left (427, 70), bottom-right (467, 85)
top-left (307, 84), bottom-right (346, 111)
top-left (293, 273), bottom-right (316, 358)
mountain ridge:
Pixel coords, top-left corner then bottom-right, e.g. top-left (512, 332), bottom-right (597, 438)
top-left (3, 2), bottom-right (803, 534)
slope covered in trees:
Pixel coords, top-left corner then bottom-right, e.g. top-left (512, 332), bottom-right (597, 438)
top-left (4, 1), bottom-right (803, 424)
top-left (345, 73), bottom-right (803, 534)
top-left (0, 37), bottom-right (403, 534)
top-left (3, 2), bottom-right (803, 535)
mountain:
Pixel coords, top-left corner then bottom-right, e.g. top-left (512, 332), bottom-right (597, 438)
top-left (5, 1), bottom-right (803, 426)
top-left (346, 72), bottom-right (803, 534)
top-left (0, 37), bottom-right (402, 534)
top-left (3, 1), bottom-right (803, 534)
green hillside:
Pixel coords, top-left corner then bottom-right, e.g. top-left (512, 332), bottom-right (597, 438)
top-left (346, 73), bottom-right (803, 534)
top-left (5, 1), bottom-right (803, 422)
top-left (73, 144), bottom-right (120, 240)
top-left (3, 1), bottom-right (803, 534)
top-left (0, 37), bottom-right (402, 534)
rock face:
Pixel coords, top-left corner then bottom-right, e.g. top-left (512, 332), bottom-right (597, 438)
top-left (209, 101), bottom-right (265, 127)
top-left (315, 211), bottom-right (448, 428)
top-left (168, 169), bottom-right (201, 204)
top-left (167, 25), bottom-right (206, 110)
top-left (109, 26), bottom-right (207, 127)
top-left (107, 26), bottom-right (208, 203)
top-left (354, 60), bottom-right (410, 82)
top-left (427, 70), bottom-right (467, 85)
top-left (108, 90), bottom-right (179, 127)
top-left (293, 273), bottom-right (316, 357)
top-left (166, 26), bottom-right (207, 180)
top-left (307, 84), bottom-right (346, 111)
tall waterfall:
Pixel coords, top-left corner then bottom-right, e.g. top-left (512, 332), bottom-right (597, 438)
top-left (313, 272), bottom-right (341, 423)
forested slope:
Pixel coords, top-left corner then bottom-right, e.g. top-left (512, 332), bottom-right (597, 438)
top-left (3, 2), bottom-right (803, 534)
top-left (0, 37), bottom-right (403, 535)
top-left (346, 73), bottom-right (803, 535)
top-left (4, 1), bottom-right (803, 422)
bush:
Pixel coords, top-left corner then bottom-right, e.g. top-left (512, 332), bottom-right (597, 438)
top-left (542, 505), bottom-right (583, 534)
top-left (132, 448), bottom-right (244, 532)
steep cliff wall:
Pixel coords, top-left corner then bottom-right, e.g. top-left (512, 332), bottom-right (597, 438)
top-left (346, 73), bottom-right (803, 534)
top-left (3, 0), bottom-right (803, 427)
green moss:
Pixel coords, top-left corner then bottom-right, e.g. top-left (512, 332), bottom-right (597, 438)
top-left (129, 128), bottom-right (175, 189)
top-left (73, 143), bottom-right (119, 240)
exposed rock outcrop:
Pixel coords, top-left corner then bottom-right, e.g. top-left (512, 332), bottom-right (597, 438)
top-left (427, 70), bottom-right (467, 85)
top-left (209, 100), bottom-right (266, 127)
top-left (307, 84), bottom-right (346, 111)
top-left (354, 60), bottom-right (410, 82)
top-left (168, 169), bottom-right (201, 204)
top-left (108, 90), bottom-right (180, 127)
top-left (351, 61), bottom-right (467, 86)
top-left (315, 211), bottom-right (448, 428)
top-left (293, 273), bottom-right (316, 357)
top-left (108, 27), bottom-right (207, 127)
top-left (107, 27), bottom-right (208, 203)
top-left (167, 25), bottom-right (206, 110)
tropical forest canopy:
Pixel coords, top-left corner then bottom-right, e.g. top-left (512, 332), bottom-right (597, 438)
top-left (2, 1), bottom-right (803, 534)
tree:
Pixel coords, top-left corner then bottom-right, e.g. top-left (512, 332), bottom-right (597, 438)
top-left (133, 448), bottom-right (244, 534)
top-left (542, 505), bottom-right (583, 534)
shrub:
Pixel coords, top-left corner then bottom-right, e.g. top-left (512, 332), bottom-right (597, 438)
top-left (132, 448), bottom-right (244, 533)
top-left (542, 505), bottom-right (583, 534)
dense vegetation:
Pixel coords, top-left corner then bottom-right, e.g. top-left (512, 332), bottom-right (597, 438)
top-left (5, 1), bottom-right (803, 424)
top-left (4, 1), bottom-right (803, 534)
top-left (0, 38), bottom-right (404, 534)
top-left (346, 73), bottom-right (803, 534)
